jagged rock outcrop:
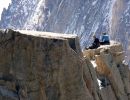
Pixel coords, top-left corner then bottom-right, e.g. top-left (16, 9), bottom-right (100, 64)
top-left (84, 43), bottom-right (130, 100)
top-left (0, 29), bottom-right (130, 100)
top-left (0, 29), bottom-right (91, 100)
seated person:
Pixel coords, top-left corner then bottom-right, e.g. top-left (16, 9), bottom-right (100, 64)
top-left (100, 33), bottom-right (110, 45)
top-left (86, 35), bottom-right (100, 49)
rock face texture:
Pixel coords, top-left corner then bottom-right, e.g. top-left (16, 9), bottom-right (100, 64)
top-left (0, 29), bottom-right (90, 100)
top-left (0, 29), bottom-right (130, 100)
top-left (84, 43), bottom-right (130, 100)
top-left (0, 0), bottom-right (130, 64)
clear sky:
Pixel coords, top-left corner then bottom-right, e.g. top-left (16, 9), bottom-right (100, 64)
top-left (0, 0), bottom-right (11, 19)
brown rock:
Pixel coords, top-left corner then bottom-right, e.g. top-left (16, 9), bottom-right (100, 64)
top-left (0, 29), bottom-right (93, 100)
top-left (0, 29), bottom-right (130, 100)
top-left (95, 55), bottom-right (111, 77)
top-left (100, 86), bottom-right (117, 100)
top-left (83, 49), bottom-right (95, 60)
top-left (83, 42), bottom-right (130, 100)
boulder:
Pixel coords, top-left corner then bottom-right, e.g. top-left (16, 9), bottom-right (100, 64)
top-left (0, 29), bottom-right (92, 100)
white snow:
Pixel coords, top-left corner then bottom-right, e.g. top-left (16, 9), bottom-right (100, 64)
top-left (31, 0), bottom-right (45, 24)
top-left (0, 0), bottom-right (11, 20)
top-left (83, 16), bottom-right (86, 20)
top-left (24, 0), bottom-right (46, 30)
top-left (90, 60), bottom-right (97, 68)
top-left (92, 0), bottom-right (98, 6)
top-left (17, 30), bottom-right (77, 39)
top-left (122, 60), bottom-right (128, 66)
top-left (122, 56), bottom-right (129, 66)
top-left (97, 78), bottom-right (103, 90)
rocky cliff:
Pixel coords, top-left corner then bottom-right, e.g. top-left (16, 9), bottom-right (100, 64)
top-left (0, 0), bottom-right (130, 64)
top-left (0, 29), bottom-right (130, 100)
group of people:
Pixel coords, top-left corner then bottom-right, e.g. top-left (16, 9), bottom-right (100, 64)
top-left (86, 32), bottom-right (110, 49)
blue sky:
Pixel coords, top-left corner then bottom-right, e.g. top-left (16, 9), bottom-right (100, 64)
top-left (0, 0), bottom-right (11, 19)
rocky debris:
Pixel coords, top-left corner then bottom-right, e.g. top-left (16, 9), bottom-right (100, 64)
top-left (0, 29), bottom-right (130, 100)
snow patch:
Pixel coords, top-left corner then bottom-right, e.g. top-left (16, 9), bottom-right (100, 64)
top-left (90, 60), bottom-right (97, 68)
top-left (83, 16), bottom-right (86, 20)
top-left (24, 0), bottom-right (45, 30)
top-left (97, 78), bottom-right (102, 90)
top-left (92, 0), bottom-right (98, 6)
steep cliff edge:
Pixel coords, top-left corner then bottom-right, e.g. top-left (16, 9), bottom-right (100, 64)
top-left (0, 29), bottom-right (130, 100)
top-left (83, 43), bottom-right (130, 100)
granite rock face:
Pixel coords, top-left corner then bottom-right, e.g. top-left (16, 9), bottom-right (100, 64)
top-left (0, 29), bottom-right (130, 100)
top-left (84, 43), bottom-right (130, 100)
top-left (0, 29), bottom-right (91, 100)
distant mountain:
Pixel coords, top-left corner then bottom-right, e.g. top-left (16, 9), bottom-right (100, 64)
top-left (0, 0), bottom-right (130, 64)
top-left (0, 0), bottom-right (38, 29)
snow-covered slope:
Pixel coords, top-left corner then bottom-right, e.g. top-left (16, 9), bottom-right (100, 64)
top-left (0, 0), bottom-right (38, 29)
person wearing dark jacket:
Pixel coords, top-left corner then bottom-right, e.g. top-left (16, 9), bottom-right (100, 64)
top-left (87, 35), bottom-right (100, 49)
